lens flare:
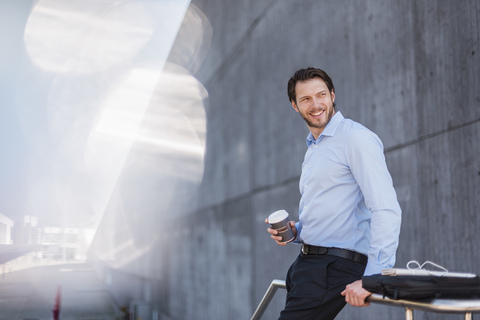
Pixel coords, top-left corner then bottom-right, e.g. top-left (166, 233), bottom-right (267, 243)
top-left (24, 0), bottom-right (156, 74)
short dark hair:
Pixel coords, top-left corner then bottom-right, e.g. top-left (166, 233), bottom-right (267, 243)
top-left (287, 67), bottom-right (335, 104)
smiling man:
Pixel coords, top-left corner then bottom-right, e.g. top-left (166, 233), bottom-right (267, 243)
top-left (266, 67), bottom-right (402, 320)
top-left (292, 75), bottom-right (335, 139)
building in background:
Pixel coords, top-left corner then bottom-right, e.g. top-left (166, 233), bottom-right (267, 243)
top-left (0, 213), bottom-right (13, 244)
top-left (2, 214), bottom-right (95, 272)
top-left (39, 226), bottom-right (95, 261)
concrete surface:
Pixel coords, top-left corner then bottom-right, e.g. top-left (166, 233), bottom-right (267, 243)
top-left (0, 263), bottom-right (124, 320)
top-left (85, 1), bottom-right (480, 319)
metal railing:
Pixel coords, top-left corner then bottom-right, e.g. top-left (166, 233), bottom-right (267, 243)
top-left (251, 279), bottom-right (286, 320)
top-left (252, 279), bottom-right (480, 320)
top-left (368, 293), bottom-right (480, 320)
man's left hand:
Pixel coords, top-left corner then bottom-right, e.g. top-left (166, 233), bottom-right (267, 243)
top-left (341, 280), bottom-right (371, 307)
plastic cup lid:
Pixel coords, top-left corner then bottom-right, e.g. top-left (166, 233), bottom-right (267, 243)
top-left (268, 210), bottom-right (289, 224)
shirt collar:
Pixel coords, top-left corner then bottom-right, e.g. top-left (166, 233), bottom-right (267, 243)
top-left (306, 111), bottom-right (344, 146)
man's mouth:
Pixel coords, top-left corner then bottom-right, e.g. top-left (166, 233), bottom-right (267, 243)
top-left (310, 110), bottom-right (324, 118)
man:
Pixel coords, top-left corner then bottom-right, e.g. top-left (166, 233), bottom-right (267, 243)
top-left (266, 67), bottom-right (402, 319)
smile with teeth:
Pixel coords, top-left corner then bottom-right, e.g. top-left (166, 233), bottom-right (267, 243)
top-left (310, 110), bottom-right (324, 117)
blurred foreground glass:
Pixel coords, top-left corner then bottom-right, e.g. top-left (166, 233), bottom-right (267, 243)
top-left (7, 0), bottom-right (212, 270)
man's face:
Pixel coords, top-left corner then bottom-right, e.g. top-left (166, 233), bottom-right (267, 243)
top-left (291, 78), bottom-right (336, 139)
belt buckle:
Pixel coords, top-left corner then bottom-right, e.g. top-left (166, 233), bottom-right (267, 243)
top-left (302, 244), bottom-right (307, 254)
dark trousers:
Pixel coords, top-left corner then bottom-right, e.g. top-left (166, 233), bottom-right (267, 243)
top-left (278, 252), bottom-right (366, 320)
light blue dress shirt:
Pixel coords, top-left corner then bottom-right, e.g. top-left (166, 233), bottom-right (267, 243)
top-left (294, 111), bottom-right (402, 276)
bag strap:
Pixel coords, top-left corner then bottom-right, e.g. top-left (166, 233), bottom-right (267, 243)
top-left (407, 260), bottom-right (449, 276)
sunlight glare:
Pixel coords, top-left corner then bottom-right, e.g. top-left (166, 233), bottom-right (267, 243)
top-left (24, 0), bottom-right (155, 74)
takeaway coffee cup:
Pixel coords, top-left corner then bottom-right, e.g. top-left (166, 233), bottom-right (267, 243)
top-left (268, 210), bottom-right (295, 243)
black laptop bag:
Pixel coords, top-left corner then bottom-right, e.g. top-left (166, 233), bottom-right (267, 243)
top-left (362, 274), bottom-right (480, 300)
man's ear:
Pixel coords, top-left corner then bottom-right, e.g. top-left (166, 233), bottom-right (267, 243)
top-left (291, 101), bottom-right (299, 113)
top-left (331, 91), bottom-right (335, 103)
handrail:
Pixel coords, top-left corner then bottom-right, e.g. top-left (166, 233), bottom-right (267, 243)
top-left (368, 293), bottom-right (480, 320)
top-left (251, 279), bottom-right (286, 320)
top-left (253, 280), bottom-right (480, 320)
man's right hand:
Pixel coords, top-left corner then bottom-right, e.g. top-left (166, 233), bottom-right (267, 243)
top-left (265, 219), bottom-right (297, 246)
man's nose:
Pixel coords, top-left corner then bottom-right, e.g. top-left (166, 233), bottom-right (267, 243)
top-left (313, 97), bottom-right (322, 106)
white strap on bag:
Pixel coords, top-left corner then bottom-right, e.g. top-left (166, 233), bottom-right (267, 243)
top-left (382, 260), bottom-right (477, 278)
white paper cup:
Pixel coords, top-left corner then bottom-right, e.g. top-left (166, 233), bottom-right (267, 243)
top-left (268, 210), bottom-right (295, 243)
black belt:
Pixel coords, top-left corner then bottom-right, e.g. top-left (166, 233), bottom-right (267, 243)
top-left (301, 244), bottom-right (368, 265)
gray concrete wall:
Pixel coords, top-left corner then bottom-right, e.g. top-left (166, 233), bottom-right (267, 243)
top-left (95, 1), bottom-right (480, 319)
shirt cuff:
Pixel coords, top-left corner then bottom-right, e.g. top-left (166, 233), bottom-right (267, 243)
top-left (363, 261), bottom-right (384, 276)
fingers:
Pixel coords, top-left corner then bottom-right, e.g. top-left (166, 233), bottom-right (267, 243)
top-left (342, 281), bottom-right (371, 307)
top-left (266, 226), bottom-right (283, 243)
top-left (289, 221), bottom-right (297, 238)
top-left (266, 227), bottom-right (278, 236)
top-left (266, 219), bottom-right (297, 246)
top-left (344, 293), bottom-right (367, 307)
top-left (289, 221), bottom-right (296, 231)
top-left (270, 232), bottom-right (286, 245)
